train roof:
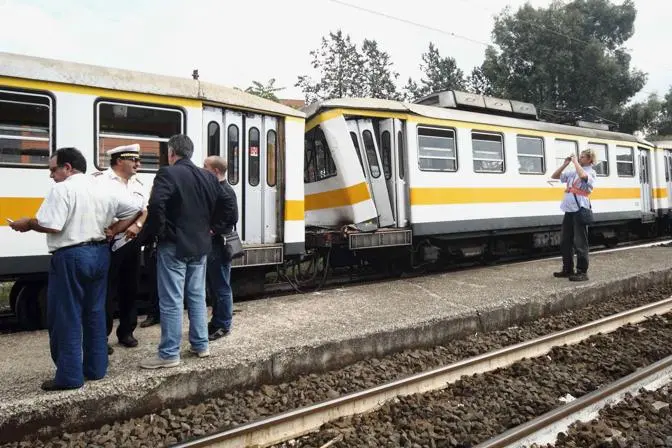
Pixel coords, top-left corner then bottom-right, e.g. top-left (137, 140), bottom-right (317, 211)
top-left (0, 52), bottom-right (305, 119)
top-left (304, 97), bottom-right (647, 145)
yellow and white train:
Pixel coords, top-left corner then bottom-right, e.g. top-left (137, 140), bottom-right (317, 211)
top-left (0, 52), bottom-right (306, 328)
top-left (2, 52), bottom-right (671, 329)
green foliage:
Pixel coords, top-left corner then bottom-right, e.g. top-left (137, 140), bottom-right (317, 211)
top-left (244, 79), bottom-right (285, 102)
top-left (480, 0), bottom-right (646, 116)
top-left (403, 43), bottom-right (466, 101)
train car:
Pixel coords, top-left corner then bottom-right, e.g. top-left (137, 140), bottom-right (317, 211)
top-left (0, 52), bottom-right (306, 329)
top-left (302, 91), bottom-right (666, 268)
top-left (650, 137), bottom-right (672, 227)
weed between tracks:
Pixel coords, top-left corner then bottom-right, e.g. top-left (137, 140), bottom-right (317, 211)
top-left (0, 282), bottom-right (11, 311)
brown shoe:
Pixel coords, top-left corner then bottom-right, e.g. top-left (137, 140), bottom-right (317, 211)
top-left (140, 315), bottom-right (160, 328)
top-left (553, 270), bottom-right (574, 278)
top-left (569, 272), bottom-right (589, 282)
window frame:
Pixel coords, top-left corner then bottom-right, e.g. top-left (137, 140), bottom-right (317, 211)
top-left (615, 145), bottom-right (635, 178)
top-left (207, 121), bottom-right (220, 157)
top-left (266, 129), bottom-right (277, 187)
top-left (381, 130), bottom-right (392, 180)
top-left (362, 130), bottom-right (381, 179)
top-left (247, 126), bottom-right (261, 187)
top-left (304, 127), bottom-right (337, 183)
top-left (94, 98), bottom-right (185, 173)
top-left (0, 88), bottom-right (56, 169)
top-left (227, 124), bottom-right (240, 185)
top-left (471, 130), bottom-right (505, 174)
top-left (417, 125), bottom-right (458, 172)
top-left (554, 138), bottom-right (578, 169)
top-left (588, 141), bottom-right (609, 177)
top-left (516, 134), bottom-right (545, 175)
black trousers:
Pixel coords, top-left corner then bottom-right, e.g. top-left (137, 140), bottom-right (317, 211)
top-left (560, 211), bottom-right (589, 273)
top-left (106, 238), bottom-right (141, 339)
top-left (144, 242), bottom-right (160, 319)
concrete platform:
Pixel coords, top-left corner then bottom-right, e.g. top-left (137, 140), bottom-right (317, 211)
top-left (2, 245), bottom-right (672, 442)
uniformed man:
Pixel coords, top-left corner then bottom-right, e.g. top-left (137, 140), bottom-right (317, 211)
top-left (93, 144), bottom-right (149, 349)
top-left (9, 147), bottom-right (141, 390)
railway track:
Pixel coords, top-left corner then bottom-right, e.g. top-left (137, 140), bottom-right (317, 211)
top-left (168, 295), bottom-right (672, 448)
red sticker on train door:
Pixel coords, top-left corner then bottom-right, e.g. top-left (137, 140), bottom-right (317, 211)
top-left (250, 146), bottom-right (259, 157)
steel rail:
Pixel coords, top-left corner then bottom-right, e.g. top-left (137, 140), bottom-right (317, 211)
top-left (171, 296), bottom-right (672, 448)
top-left (475, 354), bottom-right (672, 448)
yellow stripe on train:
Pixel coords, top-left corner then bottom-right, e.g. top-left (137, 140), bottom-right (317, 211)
top-left (305, 182), bottom-right (371, 211)
top-left (410, 187), bottom-right (642, 206)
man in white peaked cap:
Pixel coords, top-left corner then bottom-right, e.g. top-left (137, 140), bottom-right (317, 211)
top-left (93, 143), bottom-right (148, 352)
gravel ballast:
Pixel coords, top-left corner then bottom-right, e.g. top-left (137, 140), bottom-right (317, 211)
top-left (3, 284), bottom-right (672, 448)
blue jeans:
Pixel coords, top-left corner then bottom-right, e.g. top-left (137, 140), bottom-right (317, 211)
top-left (206, 243), bottom-right (233, 331)
top-left (48, 243), bottom-right (110, 388)
top-left (156, 242), bottom-right (208, 360)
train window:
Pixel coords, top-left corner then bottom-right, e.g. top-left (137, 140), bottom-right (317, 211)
top-left (350, 132), bottom-right (365, 176)
top-left (207, 121), bottom-right (220, 157)
top-left (248, 127), bottom-right (260, 187)
top-left (97, 101), bottom-right (183, 171)
top-left (304, 127), bottom-right (336, 183)
top-left (615, 146), bottom-right (634, 177)
top-left (418, 126), bottom-right (457, 172)
top-left (0, 90), bottom-right (52, 167)
top-left (267, 130), bottom-right (277, 187)
top-left (554, 139), bottom-right (578, 168)
top-left (227, 125), bottom-right (239, 185)
top-left (398, 130), bottom-right (405, 180)
top-left (588, 142), bottom-right (609, 176)
top-left (381, 131), bottom-right (392, 180)
top-left (517, 135), bottom-right (545, 174)
top-left (362, 130), bottom-right (381, 178)
top-left (472, 131), bottom-right (504, 173)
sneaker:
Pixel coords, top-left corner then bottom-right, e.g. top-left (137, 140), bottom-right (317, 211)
top-left (208, 327), bottom-right (230, 341)
top-left (553, 270), bottom-right (574, 278)
top-left (139, 356), bottom-right (180, 369)
top-left (189, 347), bottom-right (210, 358)
top-left (569, 272), bottom-right (589, 282)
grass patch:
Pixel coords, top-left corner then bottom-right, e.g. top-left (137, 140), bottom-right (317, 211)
top-left (0, 282), bottom-right (12, 310)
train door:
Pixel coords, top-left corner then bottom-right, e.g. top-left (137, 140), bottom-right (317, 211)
top-left (347, 119), bottom-right (395, 228)
top-left (638, 147), bottom-right (654, 218)
top-left (222, 110), bottom-right (244, 239)
top-left (262, 116), bottom-right (279, 243)
top-left (665, 150), bottom-right (672, 202)
top-left (379, 119), bottom-right (408, 227)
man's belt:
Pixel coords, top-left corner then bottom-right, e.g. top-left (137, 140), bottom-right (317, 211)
top-left (53, 239), bottom-right (107, 253)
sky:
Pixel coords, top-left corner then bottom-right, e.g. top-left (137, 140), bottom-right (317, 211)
top-left (0, 0), bottom-right (669, 104)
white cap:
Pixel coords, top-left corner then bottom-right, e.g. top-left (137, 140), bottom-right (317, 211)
top-left (107, 144), bottom-right (140, 159)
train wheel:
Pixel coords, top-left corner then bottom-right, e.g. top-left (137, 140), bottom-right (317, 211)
top-left (14, 283), bottom-right (41, 331)
top-left (8, 280), bottom-right (27, 314)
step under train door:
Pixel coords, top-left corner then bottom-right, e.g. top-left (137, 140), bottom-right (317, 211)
top-left (379, 118), bottom-right (408, 228)
top-left (638, 146), bottom-right (655, 221)
top-left (347, 119), bottom-right (395, 228)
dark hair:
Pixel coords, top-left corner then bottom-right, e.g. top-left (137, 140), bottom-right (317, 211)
top-left (168, 134), bottom-right (194, 159)
top-left (52, 147), bottom-right (87, 173)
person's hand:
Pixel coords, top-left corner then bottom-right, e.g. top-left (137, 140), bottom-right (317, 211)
top-left (124, 223), bottom-right (141, 240)
top-left (9, 218), bottom-right (31, 232)
top-left (104, 227), bottom-right (115, 241)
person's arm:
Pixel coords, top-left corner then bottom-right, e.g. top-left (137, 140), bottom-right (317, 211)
top-left (572, 155), bottom-right (588, 180)
top-left (10, 186), bottom-right (66, 233)
top-left (142, 167), bottom-right (175, 240)
top-left (551, 157), bottom-right (571, 180)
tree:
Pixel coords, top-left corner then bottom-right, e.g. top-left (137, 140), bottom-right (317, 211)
top-left (466, 66), bottom-right (494, 96)
top-left (296, 30), bottom-right (364, 103)
top-left (296, 31), bottom-right (401, 103)
top-left (480, 0), bottom-right (647, 117)
top-left (244, 79), bottom-right (285, 101)
top-left (403, 43), bottom-right (466, 101)
top-left (361, 39), bottom-right (399, 99)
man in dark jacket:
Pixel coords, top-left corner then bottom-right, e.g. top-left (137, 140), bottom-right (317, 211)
top-left (139, 134), bottom-right (226, 369)
top-left (203, 156), bottom-right (239, 340)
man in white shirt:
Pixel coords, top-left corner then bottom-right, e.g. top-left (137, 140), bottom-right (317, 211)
top-left (93, 144), bottom-right (148, 350)
top-left (9, 147), bottom-right (141, 391)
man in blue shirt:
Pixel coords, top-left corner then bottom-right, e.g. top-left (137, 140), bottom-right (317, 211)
top-left (551, 149), bottom-right (597, 282)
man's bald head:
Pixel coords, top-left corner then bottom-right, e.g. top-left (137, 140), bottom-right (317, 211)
top-left (204, 156), bottom-right (228, 181)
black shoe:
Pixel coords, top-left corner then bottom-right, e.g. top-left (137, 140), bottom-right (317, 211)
top-left (208, 327), bottom-right (230, 341)
top-left (553, 270), bottom-right (574, 278)
top-left (118, 335), bottom-right (138, 348)
top-left (569, 272), bottom-right (589, 282)
top-left (108, 344), bottom-right (114, 355)
top-left (140, 315), bottom-right (160, 328)
top-left (41, 380), bottom-right (81, 391)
